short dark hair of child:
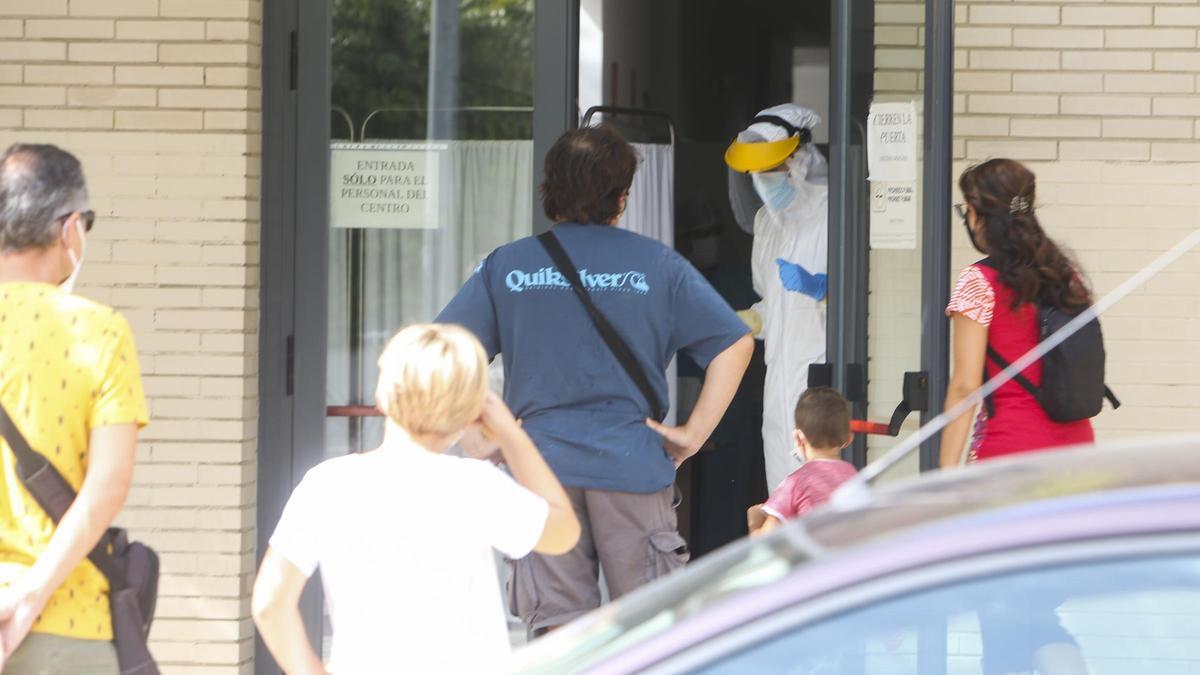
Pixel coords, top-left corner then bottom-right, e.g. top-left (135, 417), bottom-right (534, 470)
top-left (793, 387), bottom-right (852, 449)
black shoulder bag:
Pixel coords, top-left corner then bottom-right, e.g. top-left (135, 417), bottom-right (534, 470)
top-left (537, 230), bottom-right (666, 421)
top-left (0, 403), bottom-right (159, 675)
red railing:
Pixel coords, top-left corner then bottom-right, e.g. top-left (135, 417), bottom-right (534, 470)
top-left (326, 405), bottom-right (383, 418)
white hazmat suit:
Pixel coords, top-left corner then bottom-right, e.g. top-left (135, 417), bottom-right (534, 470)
top-left (735, 105), bottom-right (829, 490)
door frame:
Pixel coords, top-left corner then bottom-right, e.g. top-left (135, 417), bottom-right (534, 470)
top-left (827, 0), bottom-right (954, 471)
top-left (258, 0), bottom-right (329, 668)
top-left (920, 0), bottom-right (956, 471)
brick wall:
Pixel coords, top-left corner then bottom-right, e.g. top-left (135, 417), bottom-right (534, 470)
top-left (0, 2), bottom-right (261, 673)
top-left (873, 0), bottom-right (1200, 456)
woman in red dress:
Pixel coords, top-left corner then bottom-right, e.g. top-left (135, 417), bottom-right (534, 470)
top-left (940, 158), bottom-right (1094, 675)
top-left (941, 158), bottom-right (1094, 466)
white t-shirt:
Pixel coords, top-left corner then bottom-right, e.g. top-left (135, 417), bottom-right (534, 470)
top-left (269, 446), bottom-right (549, 674)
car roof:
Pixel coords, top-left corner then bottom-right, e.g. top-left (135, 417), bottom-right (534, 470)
top-left (599, 487), bottom-right (1200, 675)
top-left (513, 435), bottom-right (1200, 673)
top-left (806, 434), bottom-right (1200, 551)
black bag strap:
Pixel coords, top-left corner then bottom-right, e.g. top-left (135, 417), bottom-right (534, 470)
top-left (986, 347), bottom-right (1120, 413)
top-left (0, 401), bottom-right (51, 482)
top-left (1103, 386), bottom-right (1121, 410)
top-left (985, 347), bottom-right (1042, 401)
top-left (537, 231), bottom-right (666, 421)
top-left (0, 402), bottom-right (128, 589)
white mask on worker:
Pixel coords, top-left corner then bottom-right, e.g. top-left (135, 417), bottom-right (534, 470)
top-left (59, 216), bottom-right (86, 294)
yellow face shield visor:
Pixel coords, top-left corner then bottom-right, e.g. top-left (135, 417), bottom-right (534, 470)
top-left (724, 135), bottom-right (801, 174)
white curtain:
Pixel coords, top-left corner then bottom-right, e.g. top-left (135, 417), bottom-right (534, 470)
top-left (620, 142), bottom-right (674, 244)
top-left (620, 142), bottom-right (677, 424)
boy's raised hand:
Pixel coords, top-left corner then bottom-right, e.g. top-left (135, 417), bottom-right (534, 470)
top-left (477, 391), bottom-right (522, 442)
top-left (459, 426), bottom-right (500, 461)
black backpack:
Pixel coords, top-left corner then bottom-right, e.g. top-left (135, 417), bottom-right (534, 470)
top-left (977, 258), bottom-right (1120, 423)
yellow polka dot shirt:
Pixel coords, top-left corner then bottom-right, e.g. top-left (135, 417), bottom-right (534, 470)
top-left (0, 283), bottom-right (148, 641)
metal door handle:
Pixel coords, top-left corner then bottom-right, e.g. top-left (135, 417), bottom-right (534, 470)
top-left (851, 371), bottom-right (930, 436)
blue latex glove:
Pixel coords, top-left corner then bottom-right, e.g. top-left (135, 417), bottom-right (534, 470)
top-left (776, 258), bottom-right (828, 301)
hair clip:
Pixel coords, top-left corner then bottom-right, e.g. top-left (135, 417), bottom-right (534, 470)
top-left (1009, 195), bottom-right (1032, 215)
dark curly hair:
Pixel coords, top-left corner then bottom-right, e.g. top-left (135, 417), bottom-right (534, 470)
top-left (540, 125), bottom-right (638, 225)
top-left (960, 158), bottom-right (1091, 311)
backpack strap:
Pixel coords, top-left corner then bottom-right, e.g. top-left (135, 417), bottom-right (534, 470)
top-left (982, 346), bottom-right (1044, 421)
top-left (536, 231), bottom-right (666, 421)
top-left (984, 347), bottom-right (1042, 401)
top-left (1104, 386), bottom-right (1121, 411)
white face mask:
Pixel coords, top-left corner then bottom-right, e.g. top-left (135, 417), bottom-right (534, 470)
top-left (59, 216), bottom-right (86, 294)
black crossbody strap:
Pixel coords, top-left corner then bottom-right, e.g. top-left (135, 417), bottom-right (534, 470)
top-left (0, 402), bottom-right (50, 481)
top-left (0, 402), bottom-right (127, 588)
top-left (537, 231), bottom-right (665, 421)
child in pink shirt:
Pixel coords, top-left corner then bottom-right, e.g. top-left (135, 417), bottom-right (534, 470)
top-left (748, 387), bottom-right (857, 536)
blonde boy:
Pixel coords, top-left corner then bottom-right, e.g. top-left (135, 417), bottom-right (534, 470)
top-left (748, 387), bottom-right (857, 536)
top-left (252, 324), bottom-right (580, 674)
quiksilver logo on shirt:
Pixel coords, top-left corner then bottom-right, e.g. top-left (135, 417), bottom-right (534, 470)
top-left (505, 267), bottom-right (650, 294)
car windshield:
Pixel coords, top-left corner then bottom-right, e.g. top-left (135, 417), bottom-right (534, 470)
top-left (512, 526), bottom-right (821, 673)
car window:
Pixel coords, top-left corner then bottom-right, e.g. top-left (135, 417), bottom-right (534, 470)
top-left (696, 553), bottom-right (1200, 675)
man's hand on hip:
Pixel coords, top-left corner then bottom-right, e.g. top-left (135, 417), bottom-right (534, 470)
top-left (645, 419), bottom-right (702, 467)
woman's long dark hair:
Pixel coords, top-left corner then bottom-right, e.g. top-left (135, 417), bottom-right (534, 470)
top-left (960, 159), bottom-right (1091, 311)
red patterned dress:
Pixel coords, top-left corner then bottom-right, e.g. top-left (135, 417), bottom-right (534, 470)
top-left (945, 263), bottom-right (1094, 461)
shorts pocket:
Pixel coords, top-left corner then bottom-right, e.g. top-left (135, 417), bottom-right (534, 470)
top-left (506, 558), bottom-right (539, 622)
top-left (648, 531), bottom-right (690, 580)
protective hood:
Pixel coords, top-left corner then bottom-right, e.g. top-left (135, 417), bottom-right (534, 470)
top-left (727, 105), bottom-right (827, 231)
top-left (725, 103), bottom-right (823, 173)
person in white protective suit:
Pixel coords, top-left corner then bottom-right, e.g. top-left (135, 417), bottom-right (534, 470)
top-left (725, 104), bottom-right (829, 490)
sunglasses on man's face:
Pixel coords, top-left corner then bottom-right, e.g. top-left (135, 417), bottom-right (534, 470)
top-left (953, 203), bottom-right (968, 222)
top-left (56, 210), bottom-right (96, 233)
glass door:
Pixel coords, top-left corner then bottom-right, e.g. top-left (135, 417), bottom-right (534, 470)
top-left (324, 0), bottom-right (537, 458)
top-left (864, 3), bottom-right (928, 477)
top-left (261, 0), bottom-right (577, 671)
top-left (321, 0), bottom-right (538, 658)
top-left (828, 0), bottom-right (953, 482)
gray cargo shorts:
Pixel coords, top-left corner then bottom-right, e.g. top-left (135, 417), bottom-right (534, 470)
top-left (508, 485), bottom-right (689, 633)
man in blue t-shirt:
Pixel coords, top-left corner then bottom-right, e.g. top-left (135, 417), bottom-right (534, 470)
top-left (437, 125), bottom-right (753, 636)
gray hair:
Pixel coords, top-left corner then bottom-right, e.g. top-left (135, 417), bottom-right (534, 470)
top-left (0, 143), bottom-right (90, 252)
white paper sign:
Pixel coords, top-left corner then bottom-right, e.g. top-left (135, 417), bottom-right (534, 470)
top-left (330, 142), bottom-right (444, 229)
top-left (870, 181), bottom-right (917, 250)
top-left (867, 101), bottom-right (917, 182)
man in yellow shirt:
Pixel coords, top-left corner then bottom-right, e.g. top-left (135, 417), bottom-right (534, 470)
top-left (0, 143), bottom-right (147, 673)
